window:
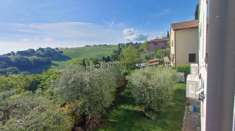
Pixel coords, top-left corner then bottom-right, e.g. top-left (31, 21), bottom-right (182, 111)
top-left (189, 53), bottom-right (196, 63)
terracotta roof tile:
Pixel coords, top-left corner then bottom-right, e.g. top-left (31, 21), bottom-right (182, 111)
top-left (171, 20), bottom-right (198, 30)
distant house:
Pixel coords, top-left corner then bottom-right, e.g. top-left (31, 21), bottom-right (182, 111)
top-left (147, 58), bottom-right (160, 66)
top-left (170, 20), bottom-right (199, 66)
top-left (135, 59), bottom-right (160, 68)
top-left (147, 38), bottom-right (168, 52)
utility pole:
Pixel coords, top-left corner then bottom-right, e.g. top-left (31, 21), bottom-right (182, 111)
top-left (206, 0), bottom-right (235, 130)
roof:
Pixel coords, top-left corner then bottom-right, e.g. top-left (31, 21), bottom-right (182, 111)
top-left (171, 20), bottom-right (198, 30)
top-left (148, 58), bottom-right (159, 63)
top-left (148, 38), bottom-right (168, 44)
top-left (147, 38), bottom-right (168, 51)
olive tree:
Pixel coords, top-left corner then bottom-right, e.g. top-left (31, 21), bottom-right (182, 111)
top-left (127, 67), bottom-right (177, 119)
top-left (0, 93), bottom-right (73, 131)
top-left (56, 65), bottom-right (119, 130)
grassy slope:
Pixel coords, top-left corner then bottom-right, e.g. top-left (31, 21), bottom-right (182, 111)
top-left (52, 45), bottom-right (117, 68)
top-left (98, 83), bottom-right (186, 131)
top-left (61, 45), bottom-right (117, 59)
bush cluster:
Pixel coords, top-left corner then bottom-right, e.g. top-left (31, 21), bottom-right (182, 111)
top-left (0, 93), bottom-right (73, 131)
top-left (176, 65), bottom-right (191, 74)
top-left (127, 67), bottom-right (177, 119)
top-left (56, 65), bottom-right (122, 130)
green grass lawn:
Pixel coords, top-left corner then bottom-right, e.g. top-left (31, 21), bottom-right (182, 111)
top-left (98, 83), bottom-right (186, 131)
top-left (61, 45), bottom-right (117, 59)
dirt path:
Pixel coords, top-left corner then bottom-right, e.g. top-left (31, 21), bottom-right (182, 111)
top-left (183, 107), bottom-right (201, 131)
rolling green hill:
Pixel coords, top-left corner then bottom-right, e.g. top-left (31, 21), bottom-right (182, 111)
top-left (52, 45), bottom-right (117, 69)
top-left (61, 45), bottom-right (117, 59)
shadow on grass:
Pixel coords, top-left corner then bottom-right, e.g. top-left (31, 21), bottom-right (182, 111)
top-left (156, 84), bottom-right (186, 131)
top-left (99, 83), bottom-right (186, 131)
top-left (107, 89), bottom-right (136, 112)
top-left (106, 107), bottom-right (146, 131)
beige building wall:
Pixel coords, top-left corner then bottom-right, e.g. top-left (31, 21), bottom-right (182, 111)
top-left (174, 28), bottom-right (199, 66)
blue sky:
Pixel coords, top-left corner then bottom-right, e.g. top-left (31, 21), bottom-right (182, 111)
top-left (0, 0), bottom-right (197, 54)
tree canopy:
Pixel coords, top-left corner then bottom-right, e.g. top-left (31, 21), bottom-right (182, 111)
top-left (120, 45), bottom-right (141, 66)
top-left (127, 67), bottom-right (177, 119)
top-left (0, 93), bottom-right (73, 131)
top-left (0, 48), bottom-right (70, 75)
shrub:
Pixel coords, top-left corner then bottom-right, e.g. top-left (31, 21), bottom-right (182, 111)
top-left (36, 70), bottom-right (61, 98)
top-left (127, 67), bottom-right (177, 119)
top-left (176, 65), bottom-right (191, 74)
top-left (0, 75), bottom-right (36, 99)
top-left (120, 45), bottom-right (140, 66)
top-left (0, 93), bottom-right (73, 131)
top-left (176, 65), bottom-right (191, 82)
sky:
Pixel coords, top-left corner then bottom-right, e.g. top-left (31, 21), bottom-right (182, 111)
top-left (0, 0), bottom-right (197, 54)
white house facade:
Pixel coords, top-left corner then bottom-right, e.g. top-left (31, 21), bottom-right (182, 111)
top-left (198, 0), bottom-right (208, 131)
top-left (186, 0), bottom-right (208, 130)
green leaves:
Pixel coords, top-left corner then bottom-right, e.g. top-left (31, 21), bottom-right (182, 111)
top-left (127, 67), bottom-right (177, 119)
top-left (176, 65), bottom-right (191, 74)
top-left (120, 45), bottom-right (141, 66)
top-left (155, 48), bottom-right (170, 59)
top-left (56, 65), bottom-right (120, 117)
top-left (0, 93), bottom-right (73, 131)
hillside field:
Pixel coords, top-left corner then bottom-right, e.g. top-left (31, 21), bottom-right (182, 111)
top-left (61, 45), bottom-right (117, 59)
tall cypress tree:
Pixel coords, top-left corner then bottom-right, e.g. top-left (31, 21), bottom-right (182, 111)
top-left (195, 3), bottom-right (199, 20)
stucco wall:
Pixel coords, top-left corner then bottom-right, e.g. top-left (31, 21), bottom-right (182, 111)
top-left (175, 28), bottom-right (199, 66)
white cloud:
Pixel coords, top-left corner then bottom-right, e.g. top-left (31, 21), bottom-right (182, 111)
top-left (0, 22), bottom-right (127, 54)
top-left (0, 39), bottom-right (87, 55)
top-left (0, 22), bottom-right (167, 54)
top-left (123, 28), bottom-right (148, 42)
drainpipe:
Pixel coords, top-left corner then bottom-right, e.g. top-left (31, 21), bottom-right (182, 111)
top-left (206, 0), bottom-right (235, 130)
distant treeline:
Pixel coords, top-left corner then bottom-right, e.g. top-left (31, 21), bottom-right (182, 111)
top-left (0, 48), bottom-right (70, 75)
